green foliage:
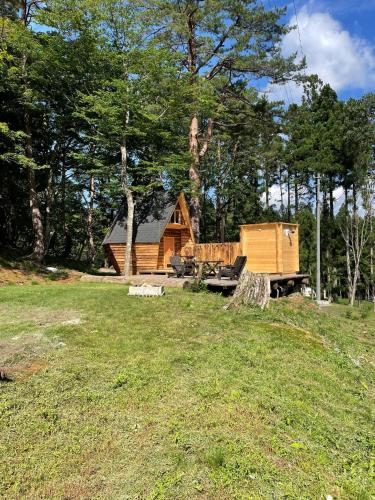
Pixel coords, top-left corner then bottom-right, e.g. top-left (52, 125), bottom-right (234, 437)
top-left (184, 279), bottom-right (208, 293)
top-left (44, 270), bottom-right (69, 281)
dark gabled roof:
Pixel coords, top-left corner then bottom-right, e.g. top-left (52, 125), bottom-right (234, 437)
top-left (103, 192), bottom-right (177, 245)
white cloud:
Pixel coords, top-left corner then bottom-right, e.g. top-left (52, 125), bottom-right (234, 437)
top-left (264, 6), bottom-right (375, 103)
top-left (261, 184), bottom-right (346, 212)
top-left (261, 184), bottom-right (289, 209)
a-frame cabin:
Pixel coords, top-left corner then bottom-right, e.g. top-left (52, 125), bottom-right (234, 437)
top-left (103, 192), bottom-right (194, 275)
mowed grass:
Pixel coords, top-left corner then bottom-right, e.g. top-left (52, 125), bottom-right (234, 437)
top-left (0, 284), bottom-right (374, 499)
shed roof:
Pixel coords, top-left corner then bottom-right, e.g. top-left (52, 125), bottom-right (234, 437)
top-left (103, 192), bottom-right (177, 245)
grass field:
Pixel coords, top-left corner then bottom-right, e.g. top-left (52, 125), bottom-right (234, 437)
top-left (0, 283), bottom-right (374, 499)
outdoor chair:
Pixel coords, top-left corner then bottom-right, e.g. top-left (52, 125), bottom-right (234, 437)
top-left (170, 256), bottom-right (195, 278)
top-left (217, 256), bottom-right (247, 280)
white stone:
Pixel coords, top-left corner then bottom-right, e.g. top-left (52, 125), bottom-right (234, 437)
top-left (128, 285), bottom-right (165, 297)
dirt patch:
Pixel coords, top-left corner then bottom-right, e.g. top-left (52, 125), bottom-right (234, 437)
top-left (0, 267), bottom-right (82, 286)
top-left (0, 333), bottom-right (53, 379)
top-left (8, 360), bottom-right (48, 381)
top-left (0, 305), bottom-right (80, 379)
top-left (0, 331), bottom-right (68, 380)
top-left (279, 294), bottom-right (319, 312)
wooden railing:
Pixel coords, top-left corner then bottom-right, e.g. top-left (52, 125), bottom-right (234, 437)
top-left (181, 242), bottom-right (241, 265)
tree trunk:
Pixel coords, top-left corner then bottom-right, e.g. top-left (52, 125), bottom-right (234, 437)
top-left (25, 109), bottom-right (44, 262)
top-left (21, 42), bottom-right (44, 262)
top-left (225, 272), bottom-right (271, 310)
top-left (189, 113), bottom-right (201, 242)
top-left (44, 167), bottom-right (53, 255)
top-left (345, 223), bottom-right (354, 305)
top-left (61, 160), bottom-right (71, 258)
top-left (279, 165), bottom-right (284, 215)
top-left (294, 175), bottom-right (299, 215)
top-left (329, 175), bottom-right (334, 218)
top-left (265, 163), bottom-right (270, 210)
top-left (350, 267), bottom-right (359, 307)
top-left (371, 217), bottom-right (374, 311)
top-left (287, 166), bottom-right (291, 221)
top-left (202, 185), bottom-right (206, 242)
top-left (220, 212), bottom-right (225, 243)
top-left (87, 174), bottom-right (95, 265)
top-left (28, 167), bottom-right (45, 262)
top-left (120, 143), bottom-right (134, 277)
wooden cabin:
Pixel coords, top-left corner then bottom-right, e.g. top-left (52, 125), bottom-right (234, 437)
top-left (104, 191), bottom-right (300, 276)
top-left (103, 192), bottom-right (194, 274)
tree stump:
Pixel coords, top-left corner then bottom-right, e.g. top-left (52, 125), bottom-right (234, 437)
top-left (224, 271), bottom-right (270, 310)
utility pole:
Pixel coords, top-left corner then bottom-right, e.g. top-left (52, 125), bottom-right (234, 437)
top-left (316, 174), bottom-right (321, 302)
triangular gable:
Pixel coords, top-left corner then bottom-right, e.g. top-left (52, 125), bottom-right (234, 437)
top-left (176, 192), bottom-right (195, 243)
top-left (103, 192), bottom-right (194, 245)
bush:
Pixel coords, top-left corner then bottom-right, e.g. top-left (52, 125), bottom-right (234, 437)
top-left (345, 309), bottom-right (360, 321)
top-left (184, 279), bottom-right (208, 293)
top-left (360, 309), bottom-right (370, 320)
top-left (45, 270), bottom-right (69, 281)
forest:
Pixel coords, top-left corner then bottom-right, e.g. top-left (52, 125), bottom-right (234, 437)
top-left (0, 0), bottom-right (374, 304)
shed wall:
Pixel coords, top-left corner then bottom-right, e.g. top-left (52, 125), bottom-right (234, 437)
top-left (240, 224), bottom-right (278, 273)
top-left (281, 224), bottom-right (300, 273)
top-left (240, 223), bottom-right (299, 274)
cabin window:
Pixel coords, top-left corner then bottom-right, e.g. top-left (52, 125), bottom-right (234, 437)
top-left (171, 209), bottom-right (182, 224)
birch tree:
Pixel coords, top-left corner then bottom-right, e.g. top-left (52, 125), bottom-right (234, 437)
top-left (340, 182), bottom-right (374, 306)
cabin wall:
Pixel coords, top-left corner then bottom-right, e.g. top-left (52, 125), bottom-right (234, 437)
top-left (105, 230), bottom-right (193, 273)
top-left (105, 243), bottom-right (159, 274)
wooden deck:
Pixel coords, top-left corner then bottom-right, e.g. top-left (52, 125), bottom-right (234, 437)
top-left (205, 273), bottom-right (310, 290)
top-left (138, 268), bottom-right (174, 276)
top-left (81, 274), bottom-right (194, 288)
top-left (269, 273), bottom-right (309, 283)
top-left (205, 278), bottom-right (238, 289)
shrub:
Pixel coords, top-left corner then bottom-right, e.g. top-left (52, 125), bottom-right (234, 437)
top-left (184, 279), bottom-right (208, 293)
top-left (45, 270), bottom-right (69, 281)
top-left (345, 309), bottom-right (360, 321)
top-left (205, 446), bottom-right (226, 468)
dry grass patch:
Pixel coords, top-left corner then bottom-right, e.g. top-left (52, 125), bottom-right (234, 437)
top-left (0, 303), bottom-right (81, 327)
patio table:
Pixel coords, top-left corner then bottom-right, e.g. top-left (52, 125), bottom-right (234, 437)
top-left (196, 260), bottom-right (223, 277)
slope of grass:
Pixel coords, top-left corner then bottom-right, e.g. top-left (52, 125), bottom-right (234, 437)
top-left (0, 284), bottom-right (374, 499)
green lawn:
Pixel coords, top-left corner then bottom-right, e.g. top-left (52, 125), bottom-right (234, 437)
top-left (0, 284), bottom-right (374, 499)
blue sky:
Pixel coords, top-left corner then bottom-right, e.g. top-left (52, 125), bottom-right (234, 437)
top-left (33, 0), bottom-right (374, 103)
top-left (263, 0), bottom-right (375, 102)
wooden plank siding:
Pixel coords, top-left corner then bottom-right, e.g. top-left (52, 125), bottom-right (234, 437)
top-left (240, 223), bottom-right (299, 274)
top-left (281, 224), bottom-right (299, 273)
top-left (181, 242), bottom-right (241, 265)
top-left (105, 243), bottom-right (159, 274)
top-left (240, 224), bottom-right (278, 273)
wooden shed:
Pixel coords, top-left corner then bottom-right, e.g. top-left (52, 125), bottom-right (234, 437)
top-left (103, 192), bottom-right (194, 274)
top-left (240, 222), bottom-right (299, 274)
